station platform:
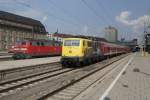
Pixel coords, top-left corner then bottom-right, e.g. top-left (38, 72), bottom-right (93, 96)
top-left (0, 51), bottom-right (8, 54)
top-left (0, 56), bottom-right (60, 71)
top-left (0, 55), bottom-right (12, 59)
top-left (0, 51), bottom-right (12, 56)
top-left (74, 52), bottom-right (150, 100)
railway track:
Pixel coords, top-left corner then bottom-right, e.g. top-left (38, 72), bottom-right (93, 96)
top-left (0, 56), bottom-right (12, 61)
top-left (0, 55), bottom-right (59, 62)
top-left (0, 52), bottom-right (13, 61)
top-left (44, 55), bottom-right (130, 100)
top-left (0, 54), bottom-right (129, 100)
top-left (0, 53), bottom-right (13, 56)
top-left (0, 67), bottom-right (73, 94)
top-left (0, 62), bottom-right (60, 84)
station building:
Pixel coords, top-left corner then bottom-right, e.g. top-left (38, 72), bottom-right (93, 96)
top-left (47, 33), bottom-right (107, 43)
top-left (104, 26), bottom-right (118, 42)
top-left (0, 11), bottom-right (47, 50)
top-left (47, 33), bottom-right (76, 42)
top-left (117, 38), bottom-right (138, 51)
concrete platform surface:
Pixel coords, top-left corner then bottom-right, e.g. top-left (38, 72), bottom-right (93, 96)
top-left (74, 53), bottom-right (150, 100)
top-left (0, 55), bottom-right (12, 58)
top-left (0, 56), bottom-right (60, 71)
top-left (0, 51), bottom-right (8, 53)
top-left (0, 52), bottom-right (12, 56)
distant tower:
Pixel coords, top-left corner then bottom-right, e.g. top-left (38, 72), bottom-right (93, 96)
top-left (54, 28), bottom-right (58, 34)
top-left (104, 26), bottom-right (118, 42)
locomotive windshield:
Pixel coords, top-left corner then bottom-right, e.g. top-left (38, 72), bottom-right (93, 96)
top-left (64, 40), bottom-right (80, 46)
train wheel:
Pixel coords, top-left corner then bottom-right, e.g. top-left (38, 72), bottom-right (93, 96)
top-left (24, 54), bottom-right (31, 59)
top-left (87, 59), bottom-right (92, 65)
top-left (61, 62), bottom-right (68, 67)
top-left (12, 54), bottom-right (21, 59)
top-left (76, 62), bottom-right (81, 67)
top-left (12, 54), bottom-right (17, 60)
top-left (62, 63), bottom-right (66, 67)
top-left (80, 61), bottom-right (84, 66)
top-left (20, 54), bottom-right (25, 59)
top-left (83, 59), bottom-right (88, 66)
top-left (95, 57), bottom-right (99, 63)
top-left (90, 58), bottom-right (94, 64)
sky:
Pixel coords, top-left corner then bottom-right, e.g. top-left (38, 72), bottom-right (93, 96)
top-left (0, 0), bottom-right (150, 41)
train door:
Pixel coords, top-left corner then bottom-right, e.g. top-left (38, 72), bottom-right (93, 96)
top-left (44, 41), bottom-right (51, 55)
top-left (54, 42), bottom-right (61, 55)
top-left (36, 41), bottom-right (41, 56)
top-left (99, 42), bottom-right (105, 55)
top-left (40, 41), bottom-right (46, 56)
top-left (82, 40), bottom-right (86, 57)
top-left (27, 41), bottom-right (33, 55)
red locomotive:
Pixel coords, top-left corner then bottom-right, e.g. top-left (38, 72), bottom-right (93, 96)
top-left (11, 39), bottom-right (62, 59)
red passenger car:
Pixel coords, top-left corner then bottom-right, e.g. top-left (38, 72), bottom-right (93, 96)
top-left (11, 39), bottom-right (62, 59)
top-left (100, 41), bottom-right (129, 56)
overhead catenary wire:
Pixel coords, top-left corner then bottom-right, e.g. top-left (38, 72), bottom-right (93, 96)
top-left (12, 0), bottom-right (82, 32)
top-left (47, 0), bottom-right (100, 35)
top-left (81, 0), bottom-right (110, 25)
top-left (13, 0), bottom-right (99, 35)
top-left (95, 0), bottom-right (131, 40)
top-left (47, 0), bottom-right (83, 26)
top-left (95, 0), bottom-right (123, 31)
top-left (95, 0), bottom-right (114, 25)
top-left (11, 0), bottom-right (108, 36)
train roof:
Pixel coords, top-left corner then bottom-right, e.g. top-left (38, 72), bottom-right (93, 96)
top-left (63, 37), bottom-right (91, 41)
top-left (73, 35), bottom-right (107, 42)
top-left (101, 41), bottom-right (128, 48)
top-left (16, 39), bottom-right (61, 43)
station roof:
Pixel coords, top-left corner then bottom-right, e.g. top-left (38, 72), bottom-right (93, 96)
top-left (0, 11), bottom-right (44, 27)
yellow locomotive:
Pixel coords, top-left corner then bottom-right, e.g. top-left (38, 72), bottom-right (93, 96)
top-left (61, 37), bottom-right (130, 67)
top-left (61, 38), bottom-right (100, 66)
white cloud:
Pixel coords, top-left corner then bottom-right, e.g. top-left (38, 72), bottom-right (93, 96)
top-left (42, 16), bottom-right (48, 22)
top-left (116, 11), bottom-right (150, 33)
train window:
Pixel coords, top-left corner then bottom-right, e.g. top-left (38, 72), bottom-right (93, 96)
top-left (45, 41), bottom-right (49, 46)
top-left (50, 41), bottom-right (54, 46)
top-left (37, 42), bottom-right (40, 46)
top-left (21, 41), bottom-right (26, 45)
top-left (56, 42), bottom-right (61, 46)
top-left (50, 42), bottom-right (53, 46)
top-left (88, 41), bottom-right (92, 47)
top-left (64, 40), bottom-right (80, 46)
top-left (30, 42), bottom-right (32, 46)
top-left (55, 43), bottom-right (59, 46)
top-left (32, 41), bottom-right (37, 46)
top-left (64, 40), bottom-right (71, 46)
top-left (57, 42), bottom-right (61, 46)
top-left (72, 40), bottom-right (80, 46)
top-left (41, 42), bottom-right (44, 46)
